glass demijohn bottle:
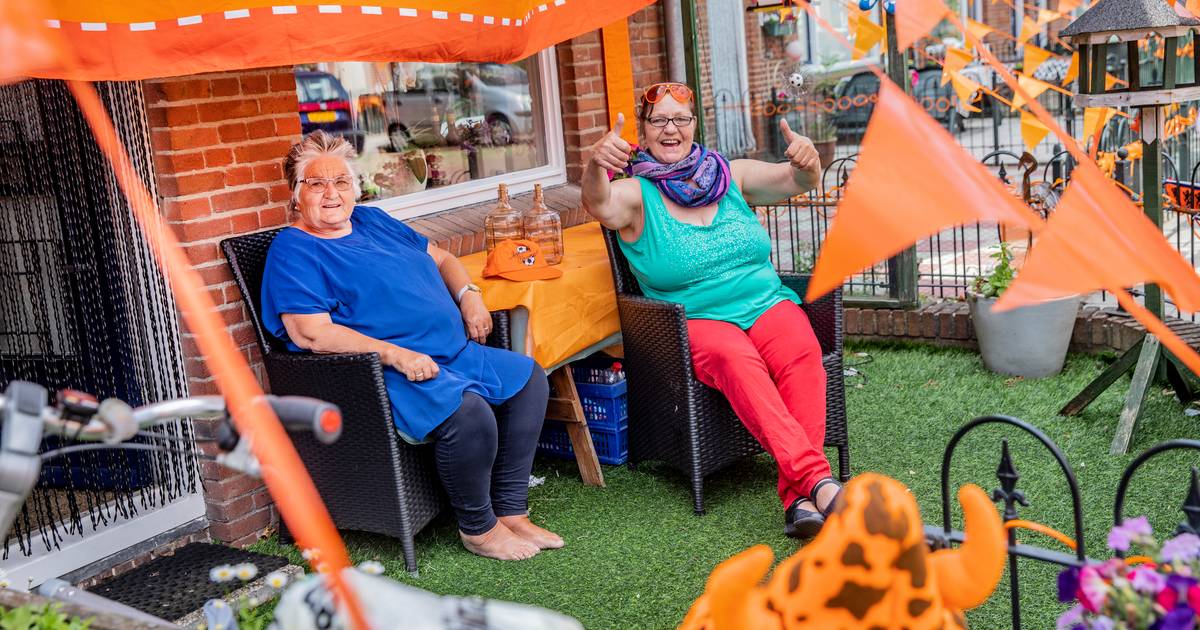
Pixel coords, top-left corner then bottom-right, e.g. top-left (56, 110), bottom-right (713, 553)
top-left (521, 184), bottom-right (563, 265)
top-left (484, 183), bottom-right (523, 254)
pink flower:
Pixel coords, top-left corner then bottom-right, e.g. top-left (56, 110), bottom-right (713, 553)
top-left (1078, 565), bottom-right (1110, 613)
top-left (1159, 584), bottom-right (1180, 609)
top-left (1188, 584), bottom-right (1200, 610)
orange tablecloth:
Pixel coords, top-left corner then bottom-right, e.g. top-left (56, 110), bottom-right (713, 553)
top-left (461, 222), bottom-right (620, 368)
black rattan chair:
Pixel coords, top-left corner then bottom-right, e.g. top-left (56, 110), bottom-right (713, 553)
top-left (601, 227), bottom-right (849, 515)
top-left (221, 228), bottom-right (511, 575)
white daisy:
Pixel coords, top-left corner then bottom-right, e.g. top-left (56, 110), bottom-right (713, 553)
top-left (209, 565), bottom-right (235, 583)
top-left (234, 563), bottom-right (258, 581)
top-left (265, 571), bottom-right (289, 589)
top-left (358, 560), bottom-right (385, 576)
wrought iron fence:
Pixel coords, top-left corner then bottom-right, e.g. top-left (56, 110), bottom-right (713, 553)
top-left (927, 415), bottom-right (1200, 629)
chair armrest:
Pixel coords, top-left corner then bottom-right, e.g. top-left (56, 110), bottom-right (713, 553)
top-left (486, 310), bottom-right (511, 351)
top-left (780, 273), bottom-right (843, 356)
top-left (263, 351), bottom-right (395, 433)
top-left (615, 293), bottom-right (696, 389)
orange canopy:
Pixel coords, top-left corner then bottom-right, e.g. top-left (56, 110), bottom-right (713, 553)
top-left (5, 0), bottom-right (654, 81)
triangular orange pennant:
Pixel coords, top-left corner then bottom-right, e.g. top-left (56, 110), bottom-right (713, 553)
top-left (1083, 106), bottom-right (1117, 143)
top-left (1058, 0), bottom-right (1081, 12)
top-left (1024, 44), bottom-right (1054, 75)
top-left (853, 14), bottom-right (886, 60)
top-left (948, 71), bottom-right (984, 112)
top-left (997, 159), bottom-right (1200, 313)
top-left (1018, 15), bottom-right (1040, 44)
top-left (1062, 51), bottom-right (1080, 86)
top-left (1010, 74), bottom-right (1053, 109)
top-left (896, 0), bottom-right (950, 51)
top-left (964, 18), bottom-right (995, 50)
top-left (1037, 8), bottom-right (1062, 25)
top-left (1106, 72), bottom-right (1127, 90)
top-left (1020, 110), bottom-right (1052, 151)
top-left (1190, 0), bottom-right (1200, 18)
top-left (942, 47), bottom-right (975, 85)
top-left (807, 79), bottom-right (1041, 300)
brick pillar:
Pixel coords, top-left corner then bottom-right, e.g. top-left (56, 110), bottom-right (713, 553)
top-left (144, 67), bottom-right (301, 547)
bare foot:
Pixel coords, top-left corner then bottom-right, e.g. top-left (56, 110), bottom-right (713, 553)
top-left (498, 514), bottom-right (565, 550)
top-left (460, 522), bottom-right (540, 560)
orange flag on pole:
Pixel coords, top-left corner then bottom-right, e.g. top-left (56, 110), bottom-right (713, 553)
top-left (997, 159), bottom-right (1200, 314)
top-left (896, 0), bottom-right (951, 51)
top-left (807, 79), bottom-right (1042, 301)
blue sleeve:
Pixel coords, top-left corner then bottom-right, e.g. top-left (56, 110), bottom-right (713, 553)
top-left (260, 234), bottom-right (338, 341)
top-left (357, 206), bottom-right (428, 251)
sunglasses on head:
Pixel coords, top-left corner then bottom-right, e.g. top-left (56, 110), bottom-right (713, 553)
top-left (642, 82), bottom-right (694, 105)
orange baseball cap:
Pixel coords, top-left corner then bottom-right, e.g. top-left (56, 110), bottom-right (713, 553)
top-left (483, 239), bottom-right (563, 282)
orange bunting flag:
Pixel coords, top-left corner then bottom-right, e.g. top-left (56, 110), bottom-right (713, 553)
top-left (1018, 16), bottom-right (1040, 44)
top-left (1106, 72), bottom-right (1127, 90)
top-left (1190, 0), bottom-right (1200, 18)
top-left (964, 18), bottom-right (995, 49)
top-left (1062, 51), bottom-right (1080, 86)
top-left (1037, 8), bottom-right (1062, 25)
top-left (896, 0), bottom-right (950, 51)
top-left (942, 47), bottom-right (975, 85)
top-left (807, 79), bottom-right (1041, 301)
top-left (996, 160), bottom-right (1200, 314)
top-left (853, 14), bottom-right (886, 59)
top-left (1024, 44), bottom-right (1054, 75)
top-left (948, 71), bottom-right (984, 112)
top-left (1021, 111), bottom-right (1052, 151)
top-left (1010, 74), bottom-right (1053, 109)
top-left (1058, 0), bottom-right (1081, 12)
top-left (1083, 106), bottom-right (1118, 143)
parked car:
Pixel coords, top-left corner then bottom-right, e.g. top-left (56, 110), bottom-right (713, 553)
top-left (358, 63), bottom-right (534, 152)
top-left (830, 68), bottom-right (961, 138)
top-left (295, 70), bottom-right (365, 153)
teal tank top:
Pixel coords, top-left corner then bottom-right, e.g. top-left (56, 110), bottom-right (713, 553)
top-left (617, 176), bottom-right (800, 329)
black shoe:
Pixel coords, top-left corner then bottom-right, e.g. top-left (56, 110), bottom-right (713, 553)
top-left (810, 478), bottom-right (845, 517)
top-left (785, 497), bottom-right (825, 539)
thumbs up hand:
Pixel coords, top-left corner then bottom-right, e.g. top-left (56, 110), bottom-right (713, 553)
top-left (588, 113), bottom-right (634, 173)
top-left (780, 118), bottom-right (821, 175)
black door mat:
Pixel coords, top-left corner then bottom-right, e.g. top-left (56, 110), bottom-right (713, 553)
top-left (88, 542), bottom-right (288, 622)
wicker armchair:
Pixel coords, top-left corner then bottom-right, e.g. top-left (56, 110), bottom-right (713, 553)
top-left (601, 228), bottom-right (849, 515)
top-left (221, 228), bottom-right (511, 576)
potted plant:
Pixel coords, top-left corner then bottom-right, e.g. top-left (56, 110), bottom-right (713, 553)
top-left (808, 116), bottom-right (838, 168)
top-left (761, 13), bottom-right (796, 38)
top-left (967, 242), bottom-right (1080, 378)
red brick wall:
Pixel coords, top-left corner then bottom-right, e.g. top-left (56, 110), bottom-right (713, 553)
top-left (144, 67), bottom-right (301, 547)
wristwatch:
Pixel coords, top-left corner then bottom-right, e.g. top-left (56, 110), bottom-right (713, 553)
top-left (455, 283), bottom-right (482, 304)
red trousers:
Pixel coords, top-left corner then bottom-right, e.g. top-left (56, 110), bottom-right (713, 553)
top-left (687, 300), bottom-right (831, 508)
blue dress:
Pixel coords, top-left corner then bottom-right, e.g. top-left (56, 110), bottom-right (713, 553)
top-left (260, 205), bottom-right (535, 441)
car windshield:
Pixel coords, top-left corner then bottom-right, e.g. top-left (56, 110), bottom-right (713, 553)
top-left (297, 75), bottom-right (347, 103)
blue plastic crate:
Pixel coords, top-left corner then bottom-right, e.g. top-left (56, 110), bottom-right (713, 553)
top-left (574, 380), bottom-right (628, 430)
top-left (537, 420), bottom-right (628, 465)
top-left (571, 356), bottom-right (624, 385)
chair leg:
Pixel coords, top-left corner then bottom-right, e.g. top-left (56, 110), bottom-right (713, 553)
top-left (692, 476), bottom-right (706, 516)
top-left (403, 534), bottom-right (419, 578)
top-left (838, 444), bottom-right (851, 483)
top-left (278, 521), bottom-right (294, 546)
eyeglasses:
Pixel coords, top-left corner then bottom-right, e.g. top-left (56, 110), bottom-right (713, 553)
top-left (642, 82), bottom-right (694, 105)
top-left (301, 177), bottom-right (354, 194)
top-left (644, 115), bottom-right (696, 129)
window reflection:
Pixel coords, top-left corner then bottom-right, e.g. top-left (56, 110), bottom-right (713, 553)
top-left (295, 60), bottom-right (547, 202)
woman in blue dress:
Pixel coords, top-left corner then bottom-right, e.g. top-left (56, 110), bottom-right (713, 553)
top-left (261, 131), bottom-right (561, 561)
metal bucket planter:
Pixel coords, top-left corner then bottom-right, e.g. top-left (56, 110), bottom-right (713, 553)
top-left (967, 294), bottom-right (1081, 378)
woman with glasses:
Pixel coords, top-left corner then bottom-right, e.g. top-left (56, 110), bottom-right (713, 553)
top-left (581, 83), bottom-right (840, 539)
top-left (261, 131), bottom-right (562, 561)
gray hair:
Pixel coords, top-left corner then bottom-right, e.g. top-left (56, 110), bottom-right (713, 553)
top-left (283, 130), bottom-right (361, 213)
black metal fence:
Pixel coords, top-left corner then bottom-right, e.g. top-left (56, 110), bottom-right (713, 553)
top-left (927, 415), bottom-right (1200, 629)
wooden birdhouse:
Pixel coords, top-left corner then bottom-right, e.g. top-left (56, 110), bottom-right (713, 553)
top-left (1062, 0), bottom-right (1200, 107)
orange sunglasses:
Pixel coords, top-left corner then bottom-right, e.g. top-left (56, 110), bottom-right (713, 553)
top-left (642, 82), bottom-right (694, 105)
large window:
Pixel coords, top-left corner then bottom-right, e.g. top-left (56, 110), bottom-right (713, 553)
top-left (296, 49), bottom-right (565, 218)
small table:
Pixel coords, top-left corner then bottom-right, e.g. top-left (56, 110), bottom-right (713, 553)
top-left (460, 222), bottom-right (622, 487)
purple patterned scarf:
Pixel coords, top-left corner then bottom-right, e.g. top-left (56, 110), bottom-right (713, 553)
top-left (624, 144), bottom-right (731, 208)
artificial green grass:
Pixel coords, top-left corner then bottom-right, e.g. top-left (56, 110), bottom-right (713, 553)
top-left (253, 342), bottom-right (1200, 629)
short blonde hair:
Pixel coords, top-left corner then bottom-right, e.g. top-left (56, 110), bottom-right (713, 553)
top-left (283, 130), bottom-right (361, 212)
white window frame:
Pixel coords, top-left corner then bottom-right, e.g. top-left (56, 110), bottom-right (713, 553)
top-left (375, 47), bottom-right (567, 221)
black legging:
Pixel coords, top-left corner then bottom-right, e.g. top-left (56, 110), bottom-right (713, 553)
top-left (428, 363), bottom-right (548, 535)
